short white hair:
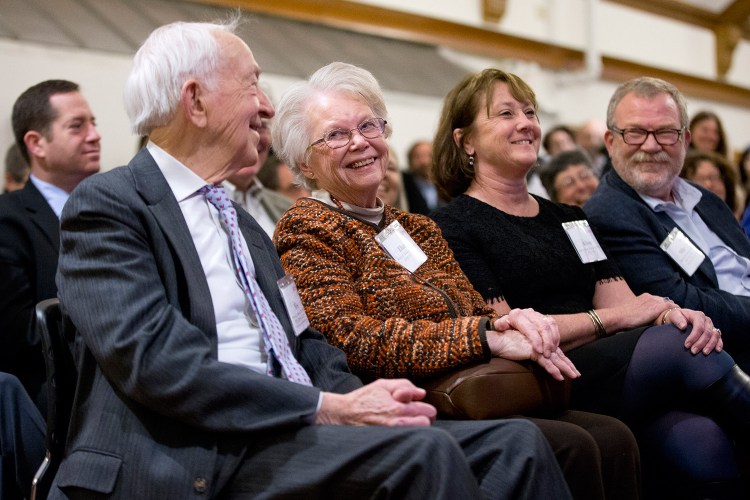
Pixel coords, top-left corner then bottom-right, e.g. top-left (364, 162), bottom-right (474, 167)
top-left (272, 62), bottom-right (391, 189)
top-left (124, 17), bottom-right (240, 136)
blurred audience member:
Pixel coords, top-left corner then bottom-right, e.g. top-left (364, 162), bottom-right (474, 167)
top-left (377, 148), bottom-right (408, 211)
top-left (576, 119), bottom-right (609, 176)
top-left (738, 146), bottom-right (750, 195)
top-left (402, 140), bottom-right (444, 214)
top-left (0, 79), bottom-right (100, 410)
top-left (541, 149), bottom-right (600, 207)
top-left (257, 149), bottom-right (311, 200)
top-left (3, 144), bottom-right (29, 193)
top-left (737, 146), bottom-right (750, 217)
top-left (224, 97), bottom-right (293, 237)
top-left (681, 151), bottom-right (740, 216)
top-left (689, 111), bottom-right (728, 159)
top-left (542, 125), bottom-right (577, 158)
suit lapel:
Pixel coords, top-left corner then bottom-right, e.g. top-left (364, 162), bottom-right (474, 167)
top-left (130, 150), bottom-right (217, 340)
top-left (21, 181), bottom-right (60, 252)
top-left (695, 197), bottom-right (750, 258)
top-left (608, 171), bottom-right (718, 285)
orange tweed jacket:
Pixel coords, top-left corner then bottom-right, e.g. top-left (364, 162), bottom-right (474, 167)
top-left (275, 198), bottom-right (495, 381)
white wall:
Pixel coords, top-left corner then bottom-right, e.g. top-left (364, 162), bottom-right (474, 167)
top-left (2, 0), bottom-right (749, 189)
top-left (350, 0), bottom-right (750, 86)
top-left (349, 0), bottom-right (750, 156)
top-left (0, 39), bottom-right (136, 173)
top-left (0, 39), bottom-right (445, 179)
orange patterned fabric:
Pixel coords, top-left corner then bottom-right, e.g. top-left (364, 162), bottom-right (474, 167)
top-left (275, 198), bottom-right (495, 381)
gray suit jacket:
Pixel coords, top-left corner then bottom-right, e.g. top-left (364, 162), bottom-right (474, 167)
top-left (584, 169), bottom-right (750, 357)
top-left (259, 186), bottom-right (294, 223)
top-left (52, 149), bottom-right (360, 498)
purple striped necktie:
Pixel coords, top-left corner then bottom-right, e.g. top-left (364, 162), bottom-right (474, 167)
top-left (200, 184), bottom-right (312, 386)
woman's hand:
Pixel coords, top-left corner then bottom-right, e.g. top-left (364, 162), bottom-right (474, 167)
top-left (486, 329), bottom-right (580, 381)
top-left (603, 293), bottom-right (675, 331)
top-left (660, 307), bottom-right (723, 355)
top-left (492, 308), bottom-right (561, 359)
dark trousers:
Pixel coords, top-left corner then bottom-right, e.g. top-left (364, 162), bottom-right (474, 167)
top-left (220, 418), bottom-right (571, 499)
top-left (0, 372), bottom-right (46, 500)
top-left (530, 410), bottom-right (641, 500)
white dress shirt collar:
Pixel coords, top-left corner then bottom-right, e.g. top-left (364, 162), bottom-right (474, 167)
top-left (29, 174), bottom-right (70, 219)
top-left (146, 142), bottom-right (207, 201)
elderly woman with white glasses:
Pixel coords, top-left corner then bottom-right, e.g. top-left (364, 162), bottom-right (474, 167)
top-left (272, 62), bottom-right (641, 500)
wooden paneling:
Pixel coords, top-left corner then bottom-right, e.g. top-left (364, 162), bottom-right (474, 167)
top-left (195, 0), bottom-right (750, 108)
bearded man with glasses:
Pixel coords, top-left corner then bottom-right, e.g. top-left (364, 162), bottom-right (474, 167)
top-left (584, 76), bottom-right (750, 372)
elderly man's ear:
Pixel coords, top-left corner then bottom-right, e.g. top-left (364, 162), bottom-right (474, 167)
top-left (181, 80), bottom-right (208, 128)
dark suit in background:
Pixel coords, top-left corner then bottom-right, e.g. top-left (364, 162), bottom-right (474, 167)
top-left (585, 169), bottom-right (750, 368)
top-left (0, 180), bottom-right (58, 407)
top-left (401, 170), bottom-right (431, 215)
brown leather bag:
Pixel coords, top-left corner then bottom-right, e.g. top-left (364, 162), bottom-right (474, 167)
top-left (421, 358), bottom-right (571, 420)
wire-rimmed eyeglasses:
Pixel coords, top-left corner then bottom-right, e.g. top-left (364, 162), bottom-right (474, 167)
top-left (308, 118), bottom-right (387, 150)
top-left (610, 126), bottom-right (684, 146)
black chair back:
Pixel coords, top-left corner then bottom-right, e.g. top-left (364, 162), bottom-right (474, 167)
top-left (30, 298), bottom-right (77, 500)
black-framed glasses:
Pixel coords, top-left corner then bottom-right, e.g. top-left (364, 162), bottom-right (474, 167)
top-left (610, 126), bottom-right (684, 146)
top-left (309, 118), bottom-right (387, 150)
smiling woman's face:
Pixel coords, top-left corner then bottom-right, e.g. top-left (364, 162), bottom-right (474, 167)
top-left (462, 81), bottom-right (541, 176)
top-left (301, 92), bottom-right (389, 208)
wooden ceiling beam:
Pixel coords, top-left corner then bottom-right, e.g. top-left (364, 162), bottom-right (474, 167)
top-left (192, 0), bottom-right (750, 108)
top-left (718, 0), bottom-right (750, 25)
top-left (607, 0), bottom-right (750, 39)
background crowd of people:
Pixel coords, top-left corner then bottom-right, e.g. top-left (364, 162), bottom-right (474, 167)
top-left (2, 13), bottom-right (750, 500)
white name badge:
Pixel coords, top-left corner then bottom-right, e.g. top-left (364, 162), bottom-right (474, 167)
top-left (375, 220), bottom-right (428, 273)
top-left (660, 227), bottom-right (705, 277)
top-left (562, 220), bottom-right (607, 264)
top-left (277, 273), bottom-right (310, 336)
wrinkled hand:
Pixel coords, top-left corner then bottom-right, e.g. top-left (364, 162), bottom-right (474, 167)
top-left (664, 307), bottom-right (723, 355)
top-left (316, 378), bottom-right (436, 426)
top-left (486, 329), bottom-right (580, 381)
top-left (492, 308), bottom-right (560, 359)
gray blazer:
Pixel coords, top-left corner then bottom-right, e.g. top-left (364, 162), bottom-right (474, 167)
top-left (259, 186), bottom-right (294, 224)
top-left (584, 169), bottom-right (750, 358)
top-left (52, 149), bottom-right (360, 498)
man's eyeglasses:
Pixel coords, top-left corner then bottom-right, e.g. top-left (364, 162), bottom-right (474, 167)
top-left (609, 126), bottom-right (684, 146)
top-left (309, 118), bottom-right (387, 150)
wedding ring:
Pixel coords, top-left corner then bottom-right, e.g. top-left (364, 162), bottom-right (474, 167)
top-left (714, 327), bottom-right (721, 335)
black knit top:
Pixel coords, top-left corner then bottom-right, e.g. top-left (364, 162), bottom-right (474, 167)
top-left (431, 194), bottom-right (623, 315)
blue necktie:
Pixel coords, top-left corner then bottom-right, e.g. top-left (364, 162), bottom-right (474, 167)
top-left (200, 184), bottom-right (312, 386)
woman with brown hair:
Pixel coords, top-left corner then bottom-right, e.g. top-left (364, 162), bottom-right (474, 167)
top-left (273, 61), bottom-right (641, 500)
top-left (430, 67), bottom-right (750, 499)
top-left (681, 150), bottom-right (741, 217)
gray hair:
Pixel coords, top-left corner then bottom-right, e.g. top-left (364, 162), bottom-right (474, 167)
top-left (606, 77), bottom-right (689, 130)
top-left (272, 62), bottom-right (391, 190)
top-left (124, 17), bottom-right (241, 136)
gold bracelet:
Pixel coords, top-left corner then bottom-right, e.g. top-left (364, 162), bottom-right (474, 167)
top-left (586, 309), bottom-right (607, 338)
top-left (661, 307), bottom-right (679, 325)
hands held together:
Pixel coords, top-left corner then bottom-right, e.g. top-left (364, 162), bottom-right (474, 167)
top-left (487, 308), bottom-right (580, 382)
